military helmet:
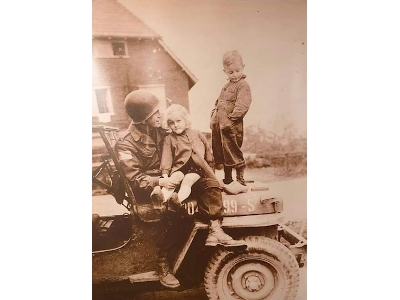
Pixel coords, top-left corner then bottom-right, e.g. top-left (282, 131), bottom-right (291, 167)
top-left (124, 90), bottom-right (160, 124)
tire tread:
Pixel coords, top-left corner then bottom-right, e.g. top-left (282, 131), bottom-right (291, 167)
top-left (204, 236), bottom-right (300, 300)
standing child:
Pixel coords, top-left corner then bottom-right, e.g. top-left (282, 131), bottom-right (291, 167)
top-left (210, 50), bottom-right (252, 195)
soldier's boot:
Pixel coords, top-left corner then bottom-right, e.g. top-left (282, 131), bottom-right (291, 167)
top-left (205, 219), bottom-right (247, 248)
top-left (156, 252), bottom-right (180, 289)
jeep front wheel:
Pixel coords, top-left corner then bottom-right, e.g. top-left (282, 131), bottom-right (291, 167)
top-left (204, 236), bottom-right (300, 300)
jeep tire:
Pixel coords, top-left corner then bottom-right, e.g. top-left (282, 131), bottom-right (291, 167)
top-left (204, 236), bottom-right (300, 300)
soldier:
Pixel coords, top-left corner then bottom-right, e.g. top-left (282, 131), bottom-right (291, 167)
top-left (115, 90), bottom-right (245, 289)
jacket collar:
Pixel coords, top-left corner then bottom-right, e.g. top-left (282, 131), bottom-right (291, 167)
top-left (128, 121), bottom-right (166, 145)
top-left (170, 128), bottom-right (195, 141)
top-left (227, 74), bottom-right (246, 82)
top-left (128, 121), bottom-right (144, 142)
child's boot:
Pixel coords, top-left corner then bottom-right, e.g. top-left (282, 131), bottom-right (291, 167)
top-left (223, 166), bottom-right (248, 195)
top-left (236, 166), bottom-right (247, 186)
top-left (223, 165), bottom-right (233, 184)
top-left (223, 181), bottom-right (248, 194)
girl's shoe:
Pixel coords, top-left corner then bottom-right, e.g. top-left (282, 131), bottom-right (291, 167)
top-left (167, 192), bottom-right (182, 212)
top-left (150, 186), bottom-right (165, 209)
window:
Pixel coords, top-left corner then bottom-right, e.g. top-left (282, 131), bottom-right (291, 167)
top-left (111, 42), bottom-right (126, 56)
top-left (95, 88), bottom-right (109, 113)
top-left (92, 39), bottom-right (129, 58)
top-left (93, 87), bottom-right (114, 123)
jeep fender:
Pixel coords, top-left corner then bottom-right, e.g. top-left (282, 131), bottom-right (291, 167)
top-left (172, 213), bottom-right (284, 273)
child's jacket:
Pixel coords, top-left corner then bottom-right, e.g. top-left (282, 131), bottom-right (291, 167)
top-left (210, 76), bottom-right (252, 167)
top-left (210, 76), bottom-right (252, 131)
top-left (160, 128), bottom-right (216, 179)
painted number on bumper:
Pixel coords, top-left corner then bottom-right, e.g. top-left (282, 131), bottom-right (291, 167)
top-left (184, 201), bottom-right (198, 215)
top-left (223, 198), bottom-right (255, 214)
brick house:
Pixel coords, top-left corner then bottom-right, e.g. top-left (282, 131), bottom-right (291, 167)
top-left (92, 0), bottom-right (197, 130)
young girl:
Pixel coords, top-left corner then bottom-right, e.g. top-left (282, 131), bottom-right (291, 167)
top-left (159, 104), bottom-right (216, 205)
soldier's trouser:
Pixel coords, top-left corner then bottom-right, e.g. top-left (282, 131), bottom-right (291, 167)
top-left (157, 177), bottom-right (224, 253)
top-left (157, 209), bottom-right (183, 255)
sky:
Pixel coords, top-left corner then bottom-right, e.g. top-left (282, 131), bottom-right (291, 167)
top-left (119, 0), bottom-right (307, 135)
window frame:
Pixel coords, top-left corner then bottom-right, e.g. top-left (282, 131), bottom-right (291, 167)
top-left (92, 86), bottom-right (114, 122)
top-left (92, 39), bottom-right (129, 58)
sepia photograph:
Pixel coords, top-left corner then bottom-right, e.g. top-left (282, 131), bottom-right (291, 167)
top-left (91, 0), bottom-right (307, 299)
top-left (4, 1), bottom-right (400, 300)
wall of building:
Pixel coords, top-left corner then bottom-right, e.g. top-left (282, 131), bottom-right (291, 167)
top-left (92, 37), bottom-right (191, 130)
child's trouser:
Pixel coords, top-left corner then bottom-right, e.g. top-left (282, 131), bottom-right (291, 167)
top-left (211, 122), bottom-right (245, 168)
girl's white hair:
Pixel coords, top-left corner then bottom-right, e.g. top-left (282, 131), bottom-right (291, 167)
top-left (163, 104), bottom-right (191, 128)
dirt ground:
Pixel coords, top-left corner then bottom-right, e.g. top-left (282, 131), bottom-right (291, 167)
top-left (92, 223), bottom-right (159, 283)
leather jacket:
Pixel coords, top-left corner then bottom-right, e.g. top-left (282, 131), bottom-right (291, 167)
top-left (115, 122), bottom-right (167, 190)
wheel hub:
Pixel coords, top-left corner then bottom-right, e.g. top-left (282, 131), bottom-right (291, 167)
top-left (243, 272), bottom-right (264, 292)
top-left (228, 262), bottom-right (276, 299)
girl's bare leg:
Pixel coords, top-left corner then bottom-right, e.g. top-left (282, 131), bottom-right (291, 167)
top-left (178, 173), bottom-right (201, 202)
top-left (161, 171), bottom-right (184, 201)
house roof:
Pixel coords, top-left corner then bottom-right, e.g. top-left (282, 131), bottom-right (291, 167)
top-left (157, 39), bottom-right (197, 89)
top-left (92, 0), bottom-right (159, 38)
top-left (92, 0), bottom-right (197, 86)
